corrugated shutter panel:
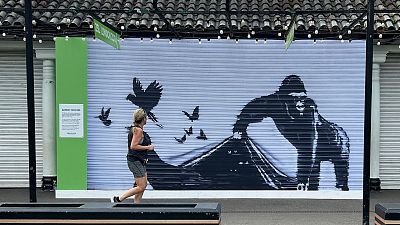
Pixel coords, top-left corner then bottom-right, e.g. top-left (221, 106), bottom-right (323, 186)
top-left (87, 39), bottom-right (365, 191)
top-left (0, 51), bottom-right (43, 187)
top-left (380, 53), bottom-right (400, 189)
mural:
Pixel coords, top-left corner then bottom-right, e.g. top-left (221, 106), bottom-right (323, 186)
top-left (87, 39), bottom-right (365, 191)
top-left (126, 77), bottom-right (164, 128)
top-left (95, 107), bottom-right (112, 126)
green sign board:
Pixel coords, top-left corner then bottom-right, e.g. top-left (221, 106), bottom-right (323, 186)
top-left (93, 19), bottom-right (121, 49)
top-left (285, 22), bottom-right (295, 50)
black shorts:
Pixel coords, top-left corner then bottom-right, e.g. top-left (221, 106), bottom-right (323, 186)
top-left (127, 159), bottom-right (146, 178)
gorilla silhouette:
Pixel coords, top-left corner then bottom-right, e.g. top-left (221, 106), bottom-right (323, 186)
top-left (143, 75), bottom-right (349, 191)
top-left (232, 75), bottom-right (350, 191)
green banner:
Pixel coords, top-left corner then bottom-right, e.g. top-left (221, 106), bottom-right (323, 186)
top-left (285, 22), bottom-right (295, 50)
top-left (56, 37), bottom-right (88, 190)
top-left (93, 19), bottom-right (121, 49)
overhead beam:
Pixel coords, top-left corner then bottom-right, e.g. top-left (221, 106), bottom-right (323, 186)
top-left (340, 11), bottom-right (367, 38)
top-left (0, 8), bottom-right (369, 15)
top-left (151, 0), bottom-right (180, 39)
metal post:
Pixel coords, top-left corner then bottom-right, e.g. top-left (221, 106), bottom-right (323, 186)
top-left (226, 0), bottom-right (232, 37)
top-left (25, 0), bottom-right (37, 202)
top-left (363, 0), bottom-right (374, 224)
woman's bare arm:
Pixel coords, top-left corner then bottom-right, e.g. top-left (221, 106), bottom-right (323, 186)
top-left (130, 128), bottom-right (151, 151)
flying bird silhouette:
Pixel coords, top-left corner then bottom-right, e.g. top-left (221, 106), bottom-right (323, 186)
top-left (126, 77), bottom-right (163, 128)
top-left (196, 129), bottom-right (207, 140)
top-left (95, 107), bottom-right (112, 126)
top-left (183, 106), bottom-right (199, 122)
top-left (184, 126), bottom-right (193, 136)
top-left (175, 134), bottom-right (187, 143)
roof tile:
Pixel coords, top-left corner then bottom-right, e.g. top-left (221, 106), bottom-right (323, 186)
top-left (0, 0), bottom-right (397, 35)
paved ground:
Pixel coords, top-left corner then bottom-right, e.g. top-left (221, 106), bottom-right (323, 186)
top-left (0, 188), bottom-right (399, 225)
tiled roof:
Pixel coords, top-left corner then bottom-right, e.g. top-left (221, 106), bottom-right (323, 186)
top-left (0, 0), bottom-right (399, 35)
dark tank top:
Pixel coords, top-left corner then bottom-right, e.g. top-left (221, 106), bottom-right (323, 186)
top-left (127, 126), bottom-right (151, 163)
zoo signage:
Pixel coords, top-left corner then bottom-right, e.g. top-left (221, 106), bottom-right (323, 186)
top-left (93, 18), bottom-right (120, 50)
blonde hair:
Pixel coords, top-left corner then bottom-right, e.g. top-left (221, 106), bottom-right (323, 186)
top-left (133, 108), bottom-right (147, 126)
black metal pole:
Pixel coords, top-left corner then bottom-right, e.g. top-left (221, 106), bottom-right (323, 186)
top-left (25, 0), bottom-right (37, 202)
top-left (226, 0), bottom-right (232, 38)
top-left (363, 0), bottom-right (374, 224)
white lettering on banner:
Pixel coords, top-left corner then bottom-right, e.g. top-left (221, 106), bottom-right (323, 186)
top-left (101, 27), bottom-right (118, 45)
top-left (94, 19), bottom-right (120, 49)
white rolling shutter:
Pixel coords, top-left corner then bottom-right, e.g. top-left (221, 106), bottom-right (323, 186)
top-left (0, 51), bottom-right (43, 187)
top-left (87, 39), bottom-right (365, 191)
top-left (380, 53), bottom-right (400, 189)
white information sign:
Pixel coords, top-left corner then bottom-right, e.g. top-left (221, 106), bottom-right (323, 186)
top-left (59, 104), bottom-right (84, 138)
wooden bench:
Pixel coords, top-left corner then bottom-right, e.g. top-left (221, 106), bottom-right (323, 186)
top-left (375, 203), bottom-right (400, 225)
top-left (0, 202), bottom-right (221, 224)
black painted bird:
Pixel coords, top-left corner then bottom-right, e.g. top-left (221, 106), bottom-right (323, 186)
top-left (184, 126), bottom-right (193, 136)
top-left (95, 107), bottom-right (112, 126)
top-left (196, 129), bottom-right (207, 140)
top-left (175, 134), bottom-right (187, 143)
top-left (126, 77), bottom-right (163, 128)
top-left (183, 106), bottom-right (199, 122)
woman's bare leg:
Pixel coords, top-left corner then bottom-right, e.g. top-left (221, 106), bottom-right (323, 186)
top-left (119, 177), bottom-right (147, 201)
top-left (134, 174), bottom-right (147, 203)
